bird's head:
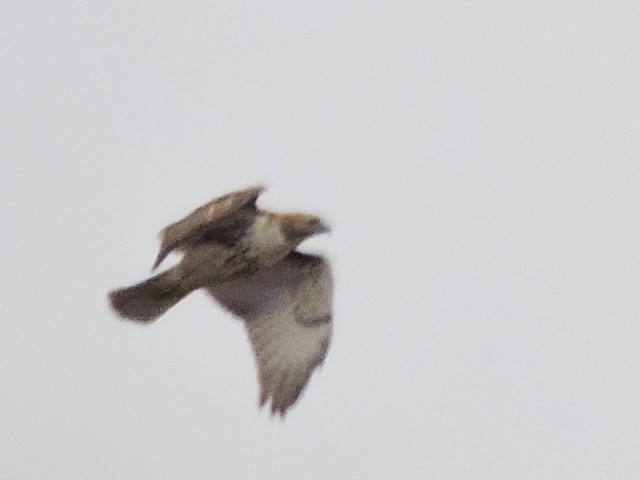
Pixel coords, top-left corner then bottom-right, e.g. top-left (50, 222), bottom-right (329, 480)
top-left (279, 213), bottom-right (330, 244)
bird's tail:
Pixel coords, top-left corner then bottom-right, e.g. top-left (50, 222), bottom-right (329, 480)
top-left (108, 268), bottom-right (191, 322)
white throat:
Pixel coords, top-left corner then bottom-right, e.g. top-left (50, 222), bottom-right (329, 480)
top-left (244, 214), bottom-right (290, 266)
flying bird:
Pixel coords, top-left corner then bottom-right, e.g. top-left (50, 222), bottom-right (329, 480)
top-left (108, 186), bottom-right (332, 415)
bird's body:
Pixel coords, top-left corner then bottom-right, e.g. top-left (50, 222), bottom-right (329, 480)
top-left (108, 186), bottom-right (332, 415)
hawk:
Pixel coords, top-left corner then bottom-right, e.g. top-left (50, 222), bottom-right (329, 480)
top-left (108, 186), bottom-right (332, 415)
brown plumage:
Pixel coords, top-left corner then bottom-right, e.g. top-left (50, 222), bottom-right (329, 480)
top-left (108, 186), bottom-right (332, 415)
top-left (152, 186), bottom-right (264, 270)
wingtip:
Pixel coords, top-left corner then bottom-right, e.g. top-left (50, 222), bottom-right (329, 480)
top-left (248, 184), bottom-right (266, 200)
top-left (151, 251), bottom-right (165, 271)
top-left (270, 404), bottom-right (289, 418)
top-left (260, 389), bottom-right (289, 418)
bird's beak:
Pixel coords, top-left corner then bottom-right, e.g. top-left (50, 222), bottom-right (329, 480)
top-left (317, 222), bottom-right (331, 234)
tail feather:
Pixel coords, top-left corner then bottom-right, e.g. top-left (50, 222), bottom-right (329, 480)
top-left (108, 269), bottom-right (190, 322)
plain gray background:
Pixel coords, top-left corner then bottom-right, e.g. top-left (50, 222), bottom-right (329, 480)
top-left (2, 2), bottom-right (639, 478)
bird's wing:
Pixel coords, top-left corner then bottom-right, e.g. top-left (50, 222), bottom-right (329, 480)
top-left (153, 185), bottom-right (264, 270)
top-left (207, 252), bottom-right (332, 416)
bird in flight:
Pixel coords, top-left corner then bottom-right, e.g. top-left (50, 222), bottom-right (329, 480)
top-left (108, 186), bottom-right (332, 416)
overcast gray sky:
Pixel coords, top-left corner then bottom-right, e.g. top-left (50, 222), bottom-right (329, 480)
top-left (2, 1), bottom-right (639, 478)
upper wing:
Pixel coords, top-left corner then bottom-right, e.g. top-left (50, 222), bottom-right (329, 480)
top-left (207, 252), bottom-right (332, 416)
top-left (153, 186), bottom-right (264, 270)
